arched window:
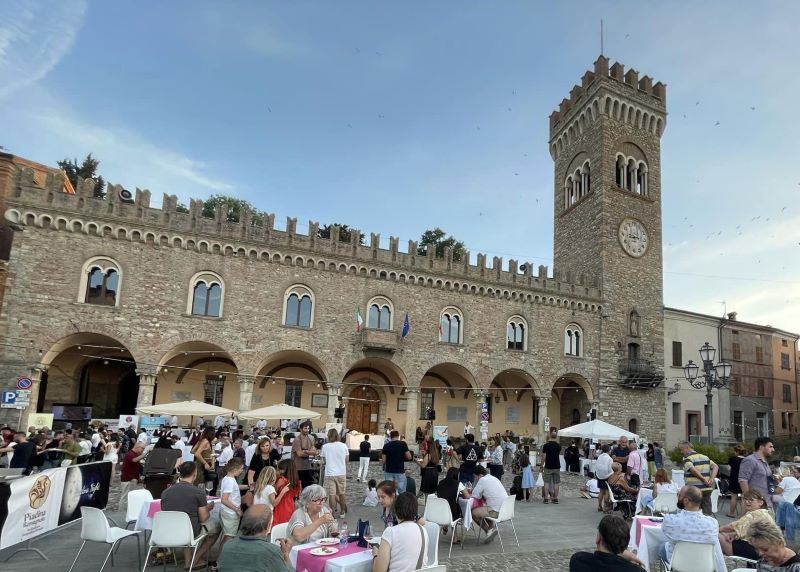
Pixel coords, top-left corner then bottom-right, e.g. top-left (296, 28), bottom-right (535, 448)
top-left (367, 296), bottom-right (393, 330)
top-left (188, 271), bottom-right (224, 317)
top-left (564, 159), bottom-right (592, 209)
top-left (439, 306), bottom-right (464, 344)
top-left (636, 162), bottom-right (648, 196)
top-left (79, 256), bottom-right (122, 306)
top-left (507, 315), bottom-right (527, 351)
top-left (616, 153), bottom-right (648, 195)
top-left (564, 323), bottom-right (583, 357)
top-left (284, 285), bottom-right (314, 328)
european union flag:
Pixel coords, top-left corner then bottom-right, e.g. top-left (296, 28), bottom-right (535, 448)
top-left (401, 312), bottom-right (410, 338)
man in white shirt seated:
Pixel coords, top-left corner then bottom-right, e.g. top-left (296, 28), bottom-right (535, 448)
top-left (659, 485), bottom-right (725, 572)
top-left (776, 465), bottom-right (800, 503)
top-left (462, 465), bottom-right (507, 544)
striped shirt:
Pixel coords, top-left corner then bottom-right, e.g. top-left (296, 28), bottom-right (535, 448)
top-left (683, 451), bottom-right (713, 492)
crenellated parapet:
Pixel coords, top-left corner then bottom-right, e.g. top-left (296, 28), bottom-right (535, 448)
top-left (4, 164), bottom-right (603, 311)
top-left (548, 55), bottom-right (667, 160)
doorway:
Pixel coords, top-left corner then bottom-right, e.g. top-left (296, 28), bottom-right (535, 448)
top-left (347, 386), bottom-right (379, 434)
top-left (686, 411), bottom-right (701, 440)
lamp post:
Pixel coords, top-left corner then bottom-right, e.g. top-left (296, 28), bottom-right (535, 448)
top-left (683, 342), bottom-right (732, 444)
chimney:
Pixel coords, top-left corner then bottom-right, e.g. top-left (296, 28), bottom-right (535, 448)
top-left (727, 312), bottom-right (738, 321)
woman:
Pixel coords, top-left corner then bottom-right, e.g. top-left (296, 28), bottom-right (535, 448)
top-left (487, 438), bottom-right (504, 480)
top-left (377, 480), bottom-right (425, 528)
top-left (102, 434), bottom-right (119, 477)
top-left (606, 462), bottom-right (638, 519)
top-left (246, 438), bottom-right (272, 487)
top-left (191, 426), bottom-right (216, 486)
top-left (372, 492), bottom-right (429, 572)
top-left (727, 445), bottom-right (745, 517)
top-left (436, 467), bottom-right (461, 522)
top-left (287, 484), bottom-right (335, 545)
top-left (646, 468), bottom-right (679, 512)
top-left (719, 490), bottom-right (774, 560)
top-left (566, 441), bottom-right (580, 473)
top-left (646, 444), bottom-right (657, 480)
top-left (418, 435), bottom-right (441, 495)
top-left (746, 519), bottom-right (800, 571)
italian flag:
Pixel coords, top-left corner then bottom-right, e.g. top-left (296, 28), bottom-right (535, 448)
top-left (356, 306), bottom-right (364, 332)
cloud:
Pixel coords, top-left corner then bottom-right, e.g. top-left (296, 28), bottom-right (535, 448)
top-left (0, 1), bottom-right (87, 100)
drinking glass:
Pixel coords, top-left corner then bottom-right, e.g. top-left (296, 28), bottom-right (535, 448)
top-left (364, 523), bottom-right (373, 540)
top-left (329, 519), bottom-right (340, 538)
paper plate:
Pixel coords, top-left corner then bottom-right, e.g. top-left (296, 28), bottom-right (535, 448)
top-left (310, 546), bottom-right (340, 556)
top-left (315, 538), bottom-right (340, 546)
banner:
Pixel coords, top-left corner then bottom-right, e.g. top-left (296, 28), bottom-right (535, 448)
top-left (433, 426), bottom-right (449, 448)
top-left (139, 415), bottom-right (168, 438)
top-left (118, 414), bottom-right (139, 432)
top-left (26, 413), bottom-right (54, 430)
top-left (0, 461), bottom-right (111, 549)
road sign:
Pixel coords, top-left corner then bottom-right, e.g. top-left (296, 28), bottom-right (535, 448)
top-left (1, 390), bottom-right (25, 409)
top-left (16, 377), bottom-right (33, 390)
top-left (480, 411), bottom-right (489, 421)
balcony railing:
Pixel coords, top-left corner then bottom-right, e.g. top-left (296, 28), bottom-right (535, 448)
top-left (619, 358), bottom-right (665, 389)
top-left (361, 328), bottom-right (398, 353)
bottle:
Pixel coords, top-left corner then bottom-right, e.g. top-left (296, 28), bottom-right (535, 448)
top-left (340, 522), bottom-right (349, 547)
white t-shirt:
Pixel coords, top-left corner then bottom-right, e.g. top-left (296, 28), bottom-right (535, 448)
top-left (244, 443), bottom-right (258, 466)
top-left (217, 446), bottom-right (233, 466)
top-left (220, 475), bottom-right (241, 515)
top-left (137, 432), bottom-right (149, 444)
top-left (471, 474), bottom-right (507, 512)
top-left (381, 522), bottom-right (428, 572)
top-left (586, 479), bottom-right (600, 497)
top-left (256, 420), bottom-right (267, 430)
top-left (255, 484), bottom-right (276, 506)
top-left (321, 441), bottom-right (349, 476)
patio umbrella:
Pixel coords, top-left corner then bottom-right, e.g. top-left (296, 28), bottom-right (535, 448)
top-left (135, 400), bottom-right (237, 416)
top-left (556, 419), bottom-right (639, 441)
top-left (239, 403), bottom-right (322, 420)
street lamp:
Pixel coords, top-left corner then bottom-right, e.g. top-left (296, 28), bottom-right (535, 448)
top-left (683, 342), bottom-right (732, 444)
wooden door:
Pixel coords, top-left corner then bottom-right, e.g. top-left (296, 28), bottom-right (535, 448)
top-left (348, 386), bottom-right (379, 434)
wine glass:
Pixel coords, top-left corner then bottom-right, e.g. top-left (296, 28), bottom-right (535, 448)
top-left (329, 519), bottom-right (339, 539)
top-left (204, 481), bottom-right (213, 496)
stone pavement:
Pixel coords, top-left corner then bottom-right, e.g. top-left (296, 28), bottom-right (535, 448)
top-left (0, 462), bottom-right (746, 572)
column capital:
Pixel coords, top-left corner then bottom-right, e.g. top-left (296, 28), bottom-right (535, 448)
top-left (238, 375), bottom-right (256, 387)
top-left (328, 382), bottom-right (343, 392)
top-left (136, 367), bottom-right (158, 383)
top-left (474, 390), bottom-right (489, 399)
top-left (405, 387), bottom-right (421, 395)
top-left (538, 397), bottom-right (550, 406)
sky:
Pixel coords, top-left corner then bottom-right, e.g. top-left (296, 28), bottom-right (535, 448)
top-left (1, 1), bottom-right (800, 334)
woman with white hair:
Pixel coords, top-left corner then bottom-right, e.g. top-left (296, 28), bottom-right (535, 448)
top-left (287, 484), bottom-right (335, 545)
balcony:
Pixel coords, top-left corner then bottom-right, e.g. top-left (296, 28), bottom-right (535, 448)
top-left (361, 328), bottom-right (398, 353)
top-left (619, 358), bottom-right (665, 389)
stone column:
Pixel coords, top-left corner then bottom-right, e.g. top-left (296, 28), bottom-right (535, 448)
top-left (714, 387), bottom-right (736, 444)
top-left (474, 390), bottom-right (488, 440)
top-left (537, 397), bottom-right (551, 445)
top-left (404, 388), bottom-right (420, 442)
top-left (327, 382), bottom-right (342, 422)
top-left (238, 375), bottom-right (255, 414)
top-left (136, 367), bottom-right (158, 409)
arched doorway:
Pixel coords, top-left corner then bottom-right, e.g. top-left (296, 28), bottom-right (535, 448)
top-left (490, 369), bottom-right (542, 436)
top-left (253, 350), bottom-right (328, 414)
top-left (347, 385), bottom-right (380, 434)
top-left (157, 341), bottom-right (239, 411)
top-left (553, 374), bottom-right (593, 429)
top-left (420, 363), bottom-right (477, 439)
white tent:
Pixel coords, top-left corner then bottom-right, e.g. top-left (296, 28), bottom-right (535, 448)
top-left (557, 419), bottom-right (639, 441)
top-left (136, 400), bottom-right (237, 416)
top-left (239, 403), bottom-right (322, 421)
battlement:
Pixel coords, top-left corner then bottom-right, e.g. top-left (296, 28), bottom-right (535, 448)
top-left (549, 55), bottom-right (667, 133)
top-left (4, 163), bottom-right (603, 305)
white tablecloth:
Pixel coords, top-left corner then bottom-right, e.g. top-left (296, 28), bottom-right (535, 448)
top-left (635, 488), bottom-right (653, 515)
top-left (457, 497), bottom-right (475, 530)
top-left (134, 497), bottom-right (220, 531)
top-left (290, 541), bottom-right (373, 572)
top-left (580, 459), bottom-right (596, 475)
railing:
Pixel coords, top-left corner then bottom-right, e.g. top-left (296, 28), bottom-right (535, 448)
top-left (619, 358), bottom-right (665, 389)
top-left (361, 329), bottom-right (398, 352)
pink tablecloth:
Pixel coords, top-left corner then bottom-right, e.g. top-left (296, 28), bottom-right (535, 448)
top-left (633, 517), bottom-right (662, 545)
top-left (295, 543), bottom-right (370, 572)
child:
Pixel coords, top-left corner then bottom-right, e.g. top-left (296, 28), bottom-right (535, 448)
top-left (363, 478), bottom-right (379, 507)
top-left (273, 458), bottom-right (301, 525)
top-left (219, 458), bottom-right (247, 549)
top-left (520, 453), bottom-right (534, 502)
top-left (580, 472), bottom-right (600, 499)
top-left (253, 465), bottom-right (277, 506)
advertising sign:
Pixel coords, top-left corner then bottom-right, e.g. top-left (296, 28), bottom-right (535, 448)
top-left (0, 467), bottom-right (66, 549)
top-left (433, 426), bottom-right (449, 448)
top-left (118, 414), bottom-right (139, 432)
top-left (58, 462), bottom-right (112, 526)
top-left (139, 415), bottom-right (168, 437)
top-left (26, 413), bottom-right (54, 430)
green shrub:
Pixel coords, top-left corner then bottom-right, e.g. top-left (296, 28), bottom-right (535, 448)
top-left (669, 442), bottom-right (753, 466)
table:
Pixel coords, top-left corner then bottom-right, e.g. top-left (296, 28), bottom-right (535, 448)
top-left (290, 541), bottom-right (372, 572)
top-left (134, 497), bottom-right (219, 531)
top-left (627, 516), bottom-right (665, 572)
top-left (457, 497), bottom-right (475, 530)
top-left (580, 458), bottom-right (596, 475)
top-left (635, 488), bottom-right (654, 515)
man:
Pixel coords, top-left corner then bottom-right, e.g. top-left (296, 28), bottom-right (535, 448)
top-left (679, 440), bottom-right (718, 515)
top-left (463, 420), bottom-right (475, 437)
top-left (42, 430), bottom-right (65, 469)
top-left (457, 434), bottom-right (481, 485)
top-left (739, 436), bottom-right (776, 508)
top-left (381, 430), bottom-right (411, 493)
top-left (214, 414), bottom-right (227, 430)
top-left (775, 465), bottom-right (800, 503)
top-left (660, 485), bottom-right (725, 572)
top-left (383, 417), bottom-right (394, 436)
top-left (218, 504), bottom-right (291, 572)
top-left (137, 427), bottom-right (149, 445)
top-left (569, 514), bottom-right (645, 571)
top-left (594, 444), bottom-right (613, 512)
top-left (291, 421), bottom-right (317, 489)
top-left (321, 428), bottom-right (349, 517)
top-left (0, 432), bottom-right (37, 475)
top-left (626, 441), bottom-right (642, 487)
top-left (77, 433), bottom-right (93, 463)
top-left (461, 465), bottom-right (506, 544)
top-left (541, 429), bottom-right (562, 504)
top-left (358, 434), bottom-right (371, 482)
top-left (232, 439), bottom-right (246, 464)
top-left (256, 418), bottom-right (267, 432)
top-left (118, 441), bottom-right (146, 512)
top-left (60, 432), bottom-right (82, 465)
top-left (611, 436), bottom-right (629, 473)
top-left (162, 462), bottom-right (220, 570)
top-left (216, 437), bottom-right (234, 482)
top-left (244, 437), bottom-right (258, 469)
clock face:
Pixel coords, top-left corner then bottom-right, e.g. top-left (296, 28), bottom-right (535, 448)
top-left (618, 218), bottom-right (649, 258)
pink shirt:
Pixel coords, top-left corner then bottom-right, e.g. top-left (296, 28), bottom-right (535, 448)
top-left (627, 449), bottom-right (642, 477)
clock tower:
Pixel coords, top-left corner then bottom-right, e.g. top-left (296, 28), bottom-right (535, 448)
top-left (550, 56), bottom-right (667, 439)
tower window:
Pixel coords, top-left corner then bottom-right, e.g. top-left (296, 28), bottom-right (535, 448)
top-left (565, 323), bottom-right (583, 357)
top-left (615, 153), bottom-right (648, 196)
top-left (507, 316), bottom-right (527, 351)
top-left (564, 160), bottom-right (591, 209)
top-left (79, 256), bottom-right (122, 307)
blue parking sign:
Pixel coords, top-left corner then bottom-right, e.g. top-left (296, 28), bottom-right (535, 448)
top-left (1, 391), bottom-right (17, 406)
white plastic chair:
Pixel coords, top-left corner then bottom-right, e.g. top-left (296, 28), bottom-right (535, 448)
top-left (477, 495), bottom-right (519, 553)
top-left (662, 541), bottom-right (715, 572)
top-left (270, 522), bottom-right (289, 545)
top-left (423, 497), bottom-right (463, 558)
top-left (653, 491), bottom-right (679, 514)
top-left (125, 489), bottom-right (154, 529)
top-left (68, 506), bottom-right (142, 572)
top-left (606, 484), bottom-right (635, 517)
top-left (423, 522), bottom-right (440, 566)
top-left (710, 488), bottom-right (720, 514)
top-left (143, 511), bottom-right (206, 572)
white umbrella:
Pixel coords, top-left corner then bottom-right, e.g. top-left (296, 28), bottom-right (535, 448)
top-left (557, 419), bottom-right (639, 441)
top-left (136, 400), bottom-right (237, 416)
top-left (239, 403), bottom-right (322, 421)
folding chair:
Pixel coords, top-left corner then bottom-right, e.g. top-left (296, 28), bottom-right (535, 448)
top-left (607, 485), bottom-right (635, 519)
top-left (652, 491), bottom-right (679, 515)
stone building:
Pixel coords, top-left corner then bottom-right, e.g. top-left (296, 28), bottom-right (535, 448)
top-left (0, 56), bottom-right (668, 443)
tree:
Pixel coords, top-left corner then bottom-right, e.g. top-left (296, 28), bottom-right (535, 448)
top-left (317, 223), bottom-right (365, 245)
top-left (201, 194), bottom-right (265, 225)
top-left (418, 228), bottom-right (466, 261)
top-left (57, 153), bottom-right (106, 198)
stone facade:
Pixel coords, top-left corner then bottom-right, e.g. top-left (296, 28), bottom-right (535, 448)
top-left (0, 57), bottom-right (672, 444)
